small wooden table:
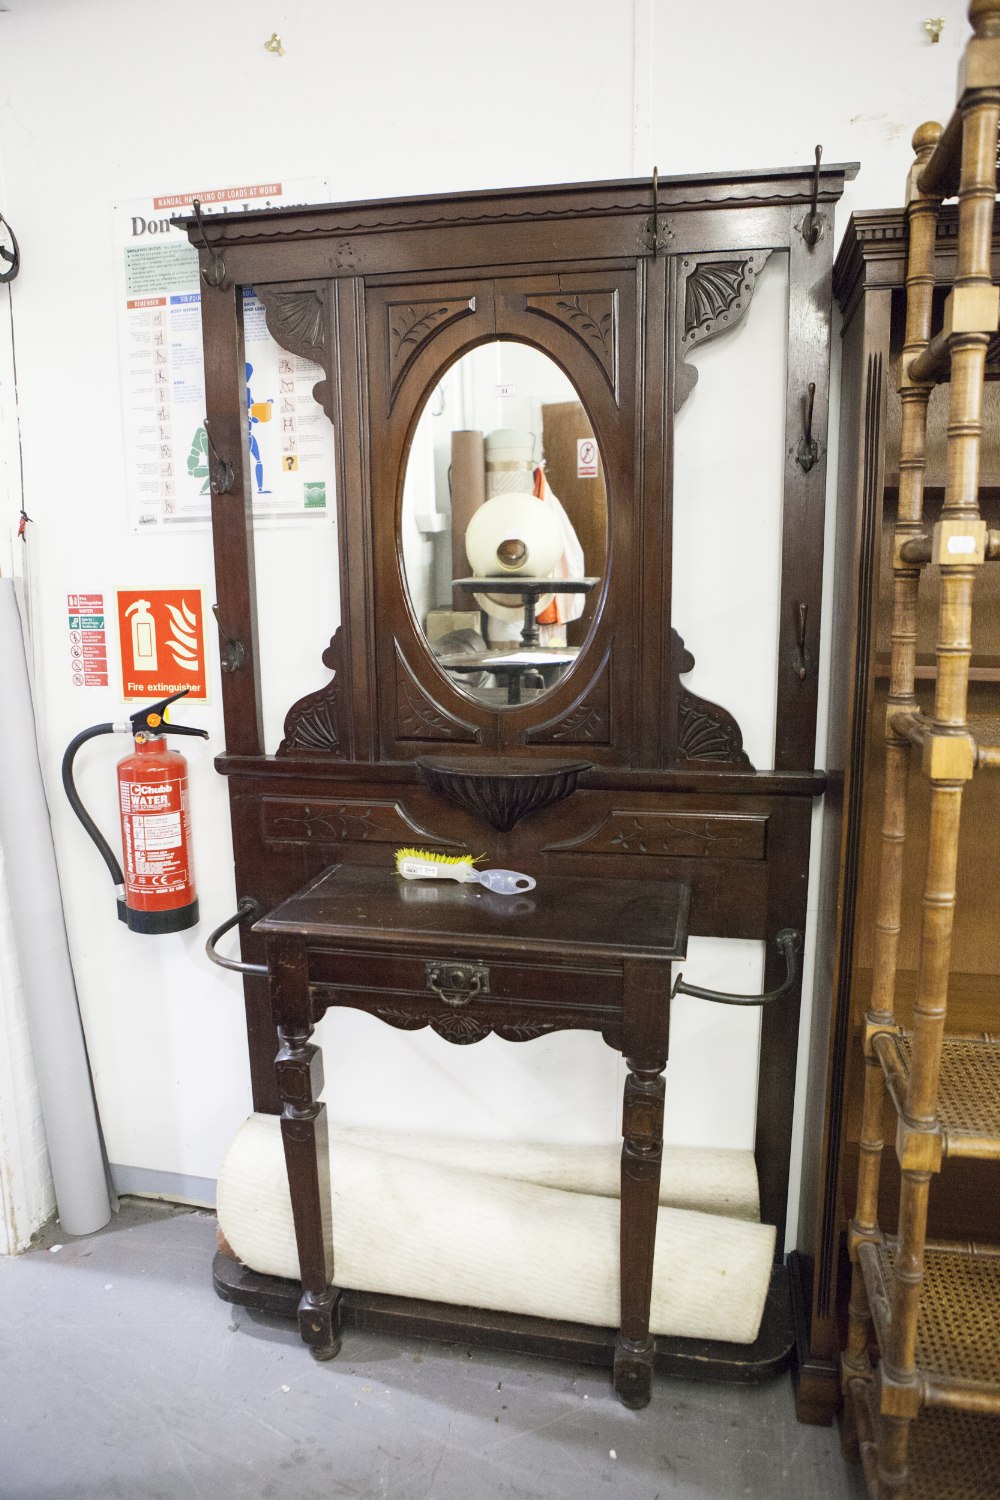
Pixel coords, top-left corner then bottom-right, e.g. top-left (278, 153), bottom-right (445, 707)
top-left (255, 862), bottom-right (691, 1408)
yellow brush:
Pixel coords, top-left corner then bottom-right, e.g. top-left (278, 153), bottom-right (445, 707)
top-left (394, 847), bottom-right (535, 895)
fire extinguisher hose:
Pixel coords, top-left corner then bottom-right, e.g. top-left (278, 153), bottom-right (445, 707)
top-left (61, 723), bottom-right (127, 894)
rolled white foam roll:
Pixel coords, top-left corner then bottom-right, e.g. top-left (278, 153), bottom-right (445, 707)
top-left (333, 1126), bottom-right (760, 1220)
top-left (218, 1115), bottom-right (775, 1344)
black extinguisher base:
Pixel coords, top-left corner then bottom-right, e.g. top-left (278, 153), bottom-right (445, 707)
top-left (125, 899), bottom-right (200, 935)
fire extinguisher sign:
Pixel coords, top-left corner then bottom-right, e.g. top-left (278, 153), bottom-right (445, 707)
top-left (116, 589), bottom-right (209, 703)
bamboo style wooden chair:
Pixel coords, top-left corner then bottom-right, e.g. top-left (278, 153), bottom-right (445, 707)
top-left (840, 4), bottom-right (1000, 1495)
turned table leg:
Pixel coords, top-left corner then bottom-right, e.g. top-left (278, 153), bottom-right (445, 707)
top-left (268, 938), bottom-right (342, 1361)
top-left (614, 958), bottom-right (669, 1409)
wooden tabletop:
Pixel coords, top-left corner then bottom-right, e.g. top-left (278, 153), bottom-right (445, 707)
top-left (255, 863), bottom-right (690, 964)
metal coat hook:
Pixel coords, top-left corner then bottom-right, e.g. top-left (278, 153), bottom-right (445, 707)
top-left (212, 604), bottom-right (246, 674)
top-left (796, 381), bottom-right (819, 472)
top-left (205, 898), bottom-right (267, 976)
top-left (645, 167), bottom-right (671, 257)
top-left (0, 211), bottom-right (20, 284)
top-left (672, 929), bottom-right (802, 1007)
top-left (191, 198), bottom-right (226, 288)
top-left (264, 32), bottom-right (285, 55)
top-left (793, 602), bottom-right (812, 682)
top-left (204, 417), bottom-right (235, 495)
top-left (924, 17), bottom-right (945, 43)
top-left (802, 145), bottom-right (824, 247)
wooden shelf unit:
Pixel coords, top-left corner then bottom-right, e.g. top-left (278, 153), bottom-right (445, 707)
top-left (839, 6), bottom-right (1000, 1493)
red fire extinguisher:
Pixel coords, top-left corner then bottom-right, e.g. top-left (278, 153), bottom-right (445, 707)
top-left (62, 689), bottom-right (209, 934)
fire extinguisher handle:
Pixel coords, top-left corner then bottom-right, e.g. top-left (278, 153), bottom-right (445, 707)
top-left (61, 723), bottom-right (128, 920)
top-left (162, 723), bottom-right (211, 739)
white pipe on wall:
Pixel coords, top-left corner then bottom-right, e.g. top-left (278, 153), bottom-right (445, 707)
top-left (0, 579), bottom-right (111, 1236)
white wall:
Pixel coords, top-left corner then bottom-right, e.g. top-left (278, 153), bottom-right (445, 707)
top-left (0, 0), bottom-right (972, 1241)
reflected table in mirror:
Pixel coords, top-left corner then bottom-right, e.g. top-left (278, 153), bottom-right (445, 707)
top-left (453, 576), bottom-right (599, 648)
top-left (435, 646), bottom-right (579, 704)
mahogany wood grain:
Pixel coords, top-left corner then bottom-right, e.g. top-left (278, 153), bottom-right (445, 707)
top-left (181, 164), bottom-right (855, 1390)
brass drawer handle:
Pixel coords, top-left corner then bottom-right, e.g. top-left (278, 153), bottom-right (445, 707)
top-left (426, 961), bottom-right (489, 1008)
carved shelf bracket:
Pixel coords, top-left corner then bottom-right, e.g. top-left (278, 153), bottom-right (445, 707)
top-left (675, 250), bottom-right (772, 412)
top-left (671, 630), bottom-right (753, 769)
top-left (256, 282), bottom-right (333, 420)
top-left (417, 756), bottom-right (592, 833)
top-left (277, 627), bottom-right (347, 757)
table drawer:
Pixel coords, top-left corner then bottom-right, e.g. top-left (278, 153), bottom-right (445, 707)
top-left (307, 944), bottom-right (625, 1018)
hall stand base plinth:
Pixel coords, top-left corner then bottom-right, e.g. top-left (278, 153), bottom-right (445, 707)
top-left (212, 1252), bottom-right (795, 1386)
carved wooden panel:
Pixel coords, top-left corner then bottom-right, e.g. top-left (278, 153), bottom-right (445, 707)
top-left (371, 1008), bottom-right (559, 1045)
top-left (395, 645), bottom-right (481, 743)
top-left (387, 296), bottom-right (477, 405)
top-left (523, 290), bottom-right (618, 397)
top-left (526, 650), bottom-right (612, 746)
top-left (545, 810), bottom-right (767, 861)
top-left (261, 797), bottom-right (459, 850)
top-left (277, 628), bottom-right (346, 757)
top-left (674, 251), bottom-right (772, 411)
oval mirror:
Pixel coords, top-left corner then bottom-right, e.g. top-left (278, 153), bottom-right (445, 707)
top-left (401, 341), bottom-right (607, 707)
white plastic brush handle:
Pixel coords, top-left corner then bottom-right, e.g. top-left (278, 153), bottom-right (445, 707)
top-left (471, 868), bottom-right (537, 894)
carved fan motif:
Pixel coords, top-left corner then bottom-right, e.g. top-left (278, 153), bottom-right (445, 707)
top-left (524, 290), bottom-right (618, 394)
top-left (256, 284), bottom-right (332, 418)
top-left (258, 286), bottom-right (326, 357)
top-left (675, 251), bottom-right (772, 411)
top-left (670, 629), bottom-right (753, 769)
top-left (277, 627), bottom-right (346, 757)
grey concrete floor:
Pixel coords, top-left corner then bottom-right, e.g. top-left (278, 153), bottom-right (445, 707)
top-left (0, 1200), bottom-right (867, 1500)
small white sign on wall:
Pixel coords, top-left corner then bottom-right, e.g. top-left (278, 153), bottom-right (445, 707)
top-left (577, 436), bottom-right (599, 478)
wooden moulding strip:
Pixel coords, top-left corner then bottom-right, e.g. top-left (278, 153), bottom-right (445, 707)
top-left (843, 126), bottom-right (945, 1396)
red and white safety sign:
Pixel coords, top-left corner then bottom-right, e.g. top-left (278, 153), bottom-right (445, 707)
top-left (116, 589), bottom-right (208, 702)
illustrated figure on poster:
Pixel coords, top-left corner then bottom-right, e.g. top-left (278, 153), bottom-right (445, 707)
top-left (186, 426), bottom-right (210, 495)
top-left (245, 362), bottom-right (273, 494)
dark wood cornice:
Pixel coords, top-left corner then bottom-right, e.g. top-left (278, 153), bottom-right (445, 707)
top-left (175, 165), bottom-right (859, 249)
top-left (834, 205), bottom-right (1000, 327)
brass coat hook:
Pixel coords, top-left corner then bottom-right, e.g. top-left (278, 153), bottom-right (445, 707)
top-left (645, 167), bottom-right (672, 256)
top-left (212, 604), bottom-right (247, 674)
top-left (924, 17), bottom-right (944, 43)
top-left (204, 418), bottom-right (235, 495)
top-left (191, 199), bottom-right (226, 289)
top-left (796, 381), bottom-right (819, 471)
top-left (264, 32), bottom-right (285, 55)
top-left (801, 145), bottom-right (824, 247)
